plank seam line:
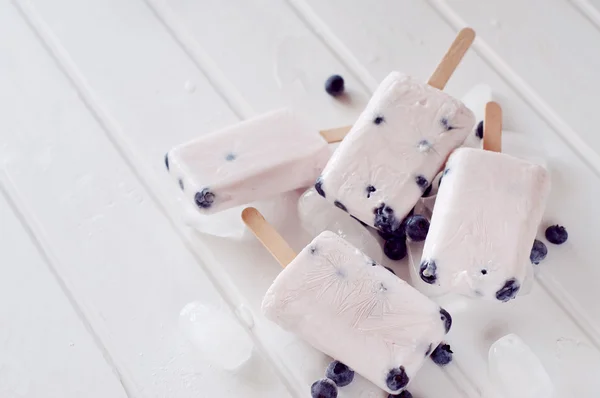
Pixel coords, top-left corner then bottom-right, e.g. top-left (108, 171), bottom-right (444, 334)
top-left (567, 0), bottom-right (600, 31)
top-left (142, 0), bottom-right (256, 119)
top-left (11, 1), bottom-right (302, 396)
top-left (0, 170), bottom-right (136, 398)
top-left (423, 0), bottom-right (600, 348)
top-left (282, 1), bottom-right (482, 395)
top-left (284, 0), bottom-right (379, 94)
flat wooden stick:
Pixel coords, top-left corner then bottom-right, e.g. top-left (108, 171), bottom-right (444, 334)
top-left (427, 27), bottom-right (476, 90)
top-left (320, 27), bottom-right (476, 144)
top-left (483, 101), bottom-right (502, 152)
top-left (241, 207), bottom-right (297, 268)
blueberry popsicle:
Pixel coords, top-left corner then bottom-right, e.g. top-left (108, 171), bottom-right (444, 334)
top-left (419, 105), bottom-right (550, 301)
top-left (166, 109), bottom-right (331, 214)
top-left (316, 72), bottom-right (476, 233)
top-left (242, 208), bottom-right (451, 394)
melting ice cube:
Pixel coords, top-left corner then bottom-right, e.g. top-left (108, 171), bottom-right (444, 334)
top-left (488, 334), bottom-right (553, 398)
top-left (179, 301), bottom-right (253, 370)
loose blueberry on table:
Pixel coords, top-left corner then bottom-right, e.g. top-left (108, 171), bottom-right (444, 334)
top-left (384, 237), bottom-right (407, 261)
top-left (311, 378), bottom-right (338, 398)
top-left (430, 343), bottom-right (453, 366)
top-left (325, 75), bottom-right (345, 97)
top-left (530, 239), bottom-right (548, 264)
top-left (325, 360), bottom-right (355, 387)
top-left (405, 215), bottom-right (430, 242)
top-left (545, 225), bottom-right (568, 245)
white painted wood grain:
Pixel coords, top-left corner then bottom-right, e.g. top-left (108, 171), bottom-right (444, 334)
top-left (0, 193), bottom-right (128, 398)
top-left (292, 0), bottom-right (600, 392)
top-left (0, 3), bottom-right (290, 397)
top-left (444, 0), bottom-right (600, 156)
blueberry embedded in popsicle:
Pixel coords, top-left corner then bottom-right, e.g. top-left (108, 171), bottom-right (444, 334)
top-left (311, 378), bottom-right (338, 398)
top-left (366, 185), bottom-right (376, 198)
top-left (315, 177), bottom-right (326, 198)
top-left (417, 139), bottom-right (432, 153)
top-left (325, 75), bottom-right (345, 97)
top-left (530, 239), bottom-right (548, 264)
top-left (225, 152), bottom-right (236, 161)
top-left (384, 238), bottom-right (407, 261)
top-left (334, 201), bottom-right (348, 212)
top-left (440, 117), bottom-right (455, 131)
top-left (164, 153), bottom-right (169, 171)
top-left (325, 360), bottom-right (355, 387)
top-left (310, 245), bottom-right (318, 255)
top-left (178, 179), bottom-right (184, 191)
top-left (439, 308), bottom-right (452, 333)
top-left (430, 343), bottom-right (453, 366)
top-left (495, 278), bottom-right (521, 302)
top-left (388, 391), bottom-right (413, 398)
top-left (385, 366), bottom-right (409, 392)
top-left (545, 225), bottom-right (568, 245)
top-left (194, 188), bottom-right (215, 209)
top-left (373, 115), bottom-right (385, 125)
top-left (415, 175), bottom-right (429, 192)
top-left (405, 215), bottom-right (430, 242)
top-left (419, 260), bottom-right (437, 284)
top-left (374, 203), bottom-right (401, 235)
top-left (475, 120), bottom-right (484, 139)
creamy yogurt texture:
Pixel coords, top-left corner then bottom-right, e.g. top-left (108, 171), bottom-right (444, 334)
top-left (262, 231), bottom-right (450, 394)
top-left (316, 72), bottom-right (475, 233)
top-left (420, 148), bottom-right (550, 301)
top-left (167, 108), bottom-right (331, 214)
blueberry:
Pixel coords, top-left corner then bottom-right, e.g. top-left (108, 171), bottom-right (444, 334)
top-left (495, 278), bottom-right (520, 302)
top-left (334, 201), bottom-right (348, 212)
top-left (164, 153), bottom-right (169, 171)
top-left (178, 179), bottom-right (184, 190)
top-left (530, 239), bottom-right (548, 264)
top-left (325, 361), bottom-right (354, 387)
top-left (374, 115), bottom-right (385, 125)
top-left (351, 215), bottom-right (368, 227)
top-left (441, 117), bottom-right (455, 131)
top-left (545, 225), bottom-right (568, 245)
top-left (195, 188), bottom-right (215, 209)
top-left (386, 366), bottom-right (409, 392)
top-left (225, 153), bottom-right (236, 161)
top-left (325, 75), bottom-right (345, 97)
top-left (425, 343), bottom-right (433, 357)
top-left (388, 391), bottom-right (413, 398)
top-left (378, 229), bottom-right (396, 240)
top-left (430, 343), bottom-right (453, 366)
top-left (374, 203), bottom-right (401, 235)
top-left (384, 238), bottom-right (407, 261)
top-left (385, 266), bottom-right (396, 275)
top-left (315, 177), bottom-right (326, 198)
top-left (419, 260), bottom-right (437, 284)
top-left (405, 215), bottom-right (430, 242)
top-left (475, 120), bottom-right (484, 139)
top-left (439, 308), bottom-right (452, 333)
top-left (311, 378), bottom-right (338, 398)
top-left (415, 175), bottom-right (429, 192)
top-left (366, 185), bottom-right (376, 198)
top-left (422, 184), bottom-right (432, 197)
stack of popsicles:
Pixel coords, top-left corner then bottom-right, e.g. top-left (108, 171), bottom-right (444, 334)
top-left (166, 27), bottom-right (551, 397)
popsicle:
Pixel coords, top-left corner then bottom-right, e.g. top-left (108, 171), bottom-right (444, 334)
top-left (166, 109), bottom-right (331, 214)
top-left (242, 207), bottom-right (451, 394)
top-left (316, 29), bottom-right (477, 234)
top-left (419, 103), bottom-right (550, 301)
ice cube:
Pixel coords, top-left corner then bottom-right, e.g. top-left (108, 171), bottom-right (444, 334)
top-left (179, 301), bottom-right (253, 370)
top-left (488, 334), bottom-right (553, 398)
top-left (298, 188), bottom-right (382, 262)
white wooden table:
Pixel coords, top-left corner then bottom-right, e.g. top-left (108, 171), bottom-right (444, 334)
top-left (2, 0), bottom-right (600, 397)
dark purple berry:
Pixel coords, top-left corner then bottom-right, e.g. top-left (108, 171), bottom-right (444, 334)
top-left (386, 366), bottom-right (409, 392)
top-left (545, 225), bottom-right (568, 245)
top-left (374, 115), bottom-right (385, 125)
top-left (388, 390), bottom-right (413, 398)
top-left (195, 188), bottom-right (215, 209)
top-left (415, 175), bottom-right (429, 192)
top-left (495, 278), bottom-right (520, 302)
top-left (325, 75), bottom-right (345, 97)
top-left (311, 378), bottom-right (338, 398)
top-left (419, 260), bottom-right (437, 284)
top-left (374, 203), bottom-right (401, 235)
top-left (530, 239), bottom-right (548, 264)
top-left (439, 308), bottom-right (452, 334)
top-left (405, 215), bottom-right (430, 242)
top-left (315, 177), bottom-right (326, 198)
top-left (430, 343), bottom-right (453, 366)
top-left (325, 361), bottom-right (354, 387)
top-left (366, 185), bottom-right (376, 198)
top-left (384, 238), bottom-right (407, 261)
top-left (475, 120), bottom-right (484, 139)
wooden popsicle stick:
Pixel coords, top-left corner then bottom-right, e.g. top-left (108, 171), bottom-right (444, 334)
top-left (241, 207), bottom-right (297, 268)
top-left (427, 27), bottom-right (476, 90)
top-left (319, 27), bottom-right (476, 144)
top-left (483, 101), bottom-right (502, 152)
